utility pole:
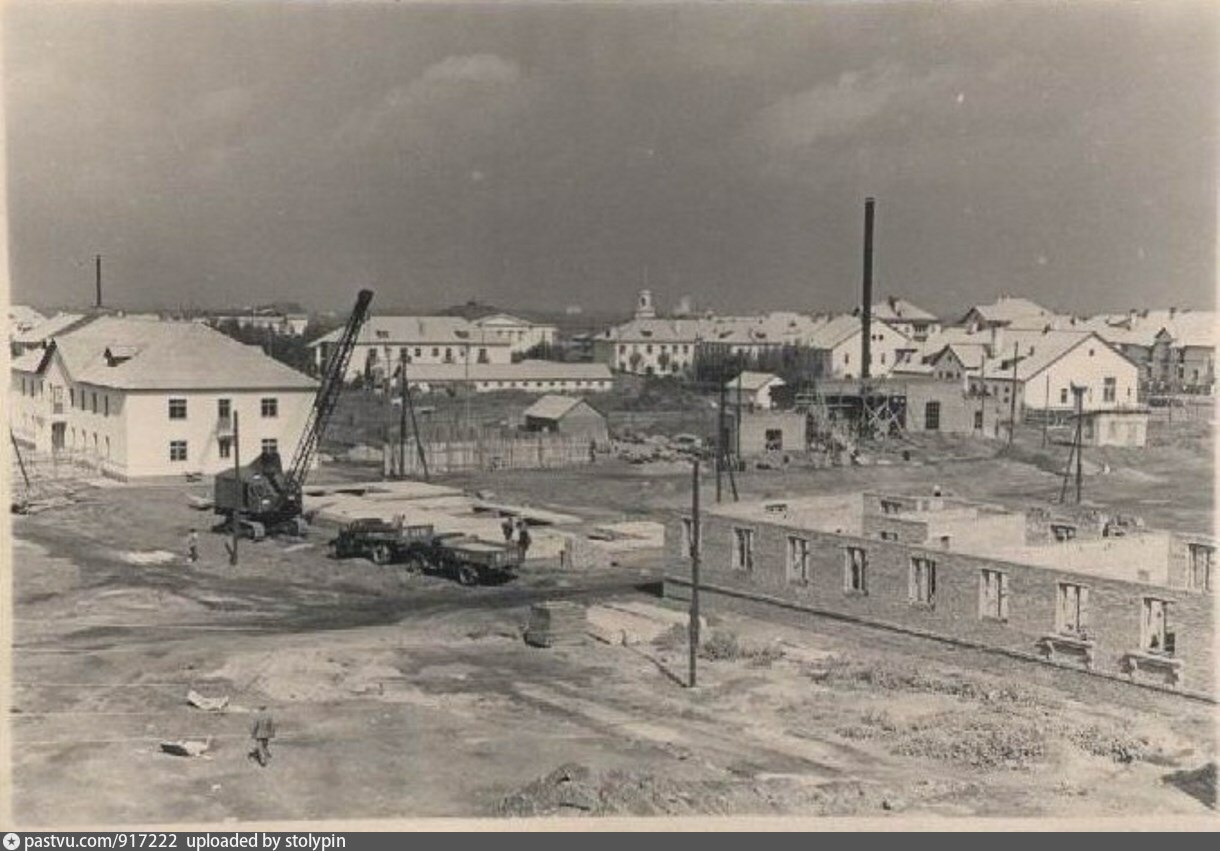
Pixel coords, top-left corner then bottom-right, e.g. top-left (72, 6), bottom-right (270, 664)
top-left (716, 376), bottom-right (725, 503)
top-left (398, 351), bottom-right (408, 478)
top-left (689, 459), bottom-right (701, 689)
top-left (735, 358), bottom-right (743, 460)
top-left (1074, 386), bottom-right (1084, 504)
top-left (1008, 342), bottom-right (1019, 446)
top-left (228, 412), bottom-right (240, 566)
top-left (978, 351), bottom-right (986, 434)
top-left (1042, 374), bottom-right (1050, 447)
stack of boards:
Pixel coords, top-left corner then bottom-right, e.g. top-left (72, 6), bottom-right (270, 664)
top-left (525, 601), bottom-right (588, 648)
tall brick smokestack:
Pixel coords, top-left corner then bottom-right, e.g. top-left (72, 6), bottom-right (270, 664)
top-left (95, 254), bottom-right (103, 309)
top-left (861, 197), bottom-right (875, 382)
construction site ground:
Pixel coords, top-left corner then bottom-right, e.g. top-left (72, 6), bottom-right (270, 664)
top-left (9, 420), bottom-right (1216, 824)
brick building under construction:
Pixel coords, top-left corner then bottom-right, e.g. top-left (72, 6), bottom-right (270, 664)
top-left (664, 491), bottom-right (1216, 699)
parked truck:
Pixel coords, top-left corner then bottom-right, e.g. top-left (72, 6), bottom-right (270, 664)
top-left (327, 520), bottom-right (522, 585)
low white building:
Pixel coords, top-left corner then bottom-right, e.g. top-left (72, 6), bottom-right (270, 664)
top-left (960, 296), bottom-right (1055, 332)
top-left (310, 316), bottom-right (516, 382)
top-left (10, 316), bottom-right (317, 479)
top-left (966, 330), bottom-right (1140, 414)
top-left (208, 309), bottom-right (310, 337)
top-left (402, 360), bottom-right (613, 394)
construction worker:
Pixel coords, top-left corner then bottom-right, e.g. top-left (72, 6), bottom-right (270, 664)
top-left (187, 528), bottom-right (199, 564)
top-left (501, 516), bottom-right (514, 542)
top-left (249, 705), bottom-right (276, 767)
top-left (517, 524), bottom-right (532, 560)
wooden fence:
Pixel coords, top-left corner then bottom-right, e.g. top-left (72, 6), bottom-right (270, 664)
top-left (383, 432), bottom-right (596, 477)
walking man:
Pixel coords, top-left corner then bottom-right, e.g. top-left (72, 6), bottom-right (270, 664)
top-left (517, 524), bottom-right (532, 561)
top-left (250, 705), bottom-right (276, 767)
top-left (187, 528), bottom-right (199, 564)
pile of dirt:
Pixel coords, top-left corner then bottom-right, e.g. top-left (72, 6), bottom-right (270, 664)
top-left (811, 659), bottom-right (1044, 707)
top-left (494, 762), bottom-right (957, 817)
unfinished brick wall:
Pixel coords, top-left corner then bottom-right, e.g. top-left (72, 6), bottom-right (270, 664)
top-left (666, 513), bottom-right (1215, 697)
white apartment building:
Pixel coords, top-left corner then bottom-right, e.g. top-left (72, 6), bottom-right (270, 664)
top-left (807, 314), bottom-right (915, 380)
top-left (471, 313), bottom-right (558, 354)
top-left (9, 317), bottom-right (316, 479)
top-left (311, 315), bottom-right (525, 382)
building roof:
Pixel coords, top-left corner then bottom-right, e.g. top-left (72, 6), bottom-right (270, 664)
top-left (309, 315), bottom-right (514, 348)
top-left (8, 305), bottom-right (45, 331)
top-left (727, 371), bottom-right (785, 392)
top-left (522, 394), bottom-right (591, 420)
top-left (976, 330), bottom-right (1134, 381)
top-left (404, 360), bottom-right (613, 383)
top-left (962, 296), bottom-right (1054, 326)
top-left (12, 312), bottom-right (91, 344)
top-left (803, 314), bottom-right (909, 350)
top-left (31, 316), bottom-right (317, 391)
top-left (10, 347), bottom-right (51, 373)
top-left (870, 297), bottom-right (937, 323)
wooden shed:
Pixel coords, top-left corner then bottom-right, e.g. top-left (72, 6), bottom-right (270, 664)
top-left (522, 395), bottom-right (610, 445)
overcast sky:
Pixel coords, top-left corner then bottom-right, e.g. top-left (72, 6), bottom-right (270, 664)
top-left (4, 1), bottom-right (1216, 317)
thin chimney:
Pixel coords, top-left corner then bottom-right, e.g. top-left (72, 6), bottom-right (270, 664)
top-left (95, 254), bottom-right (103, 309)
top-left (861, 197), bottom-right (875, 382)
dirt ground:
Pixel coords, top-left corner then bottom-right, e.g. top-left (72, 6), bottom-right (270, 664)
top-left (8, 418), bottom-right (1216, 825)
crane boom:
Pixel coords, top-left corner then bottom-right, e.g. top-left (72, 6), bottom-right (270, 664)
top-left (287, 289), bottom-right (374, 489)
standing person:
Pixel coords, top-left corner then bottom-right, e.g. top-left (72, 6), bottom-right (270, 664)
top-left (249, 705), bottom-right (276, 767)
top-left (517, 524), bottom-right (532, 560)
top-left (501, 516), bottom-right (514, 542)
top-left (187, 528), bottom-right (199, 564)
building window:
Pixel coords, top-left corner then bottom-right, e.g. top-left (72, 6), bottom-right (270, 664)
top-left (909, 557), bottom-right (937, 606)
top-left (1103, 377), bottom-right (1116, 403)
top-left (880, 498), bottom-right (901, 515)
top-left (261, 438), bottom-right (279, 455)
top-left (91, 392), bottom-right (97, 413)
top-left (787, 536), bottom-right (811, 583)
top-left (1140, 598), bottom-right (1174, 656)
top-left (477, 348), bottom-right (489, 364)
top-left (414, 348), bottom-right (422, 357)
top-left (261, 398), bottom-right (278, 418)
top-left (879, 530), bottom-right (898, 541)
top-left (764, 428), bottom-right (784, 451)
top-left (680, 517), bottom-right (699, 558)
top-left (1060, 388), bottom-right (1068, 404)
top-left (104, 395), bottom-right (109, 417)
top-left (973, 410), bottom-right (983, 430)
top-left (169, 440), bottom-right (188, 462)
top-left (732, 527), bottom-right (754, 571)
top-left (979, 569), bottom-right (1009, 621)
top-left (70, 388), bottom-right (75, 408)
top-left (168, 398), bottom-right (187, 420)
top-left (218, 398), bottom-right (231, 420)
top-left (1187, 544), bottom-right (1214, 591)
top-left (219, 437), bottom-right (232, 459)
top-left (444, 348), bottom-right (454, 363)
top-left (924, 401), bottom-right (940, 431)
top-left (844, 547), bottom-right (868, 594)
top-left (1056, 582), bottom-right (1088, 637)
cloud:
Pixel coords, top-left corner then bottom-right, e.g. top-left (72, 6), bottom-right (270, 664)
top-left (418, 53), bottom-right (522, 87)
top-left (743, 65), bottom-right (917, 152)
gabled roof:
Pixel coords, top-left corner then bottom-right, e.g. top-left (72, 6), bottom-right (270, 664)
top-left (727, 371), bottom-right (785, 392)
top-left (962, 296), bottom-right (1053, 326)
top-left (522, 394), bottom-right (589, 420)
top-left (12, 312), bottom-right (92, 344)
top-left (10, 346), bottom-right (53, 373)
top-left (804, 315), bottom-right (908, 350)
top-left (309, 316), bottom-right (513, 348)
top-left (38, 316), bottom-right (317, 391)
top-left (870, 297), bottom-right (937, 323)
top-left (976, 331), bottom-right (1134, 381)
top-left (8, 305), bottom-right (45, 331)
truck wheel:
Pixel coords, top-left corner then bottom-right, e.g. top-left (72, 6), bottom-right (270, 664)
top-left (371, 544), bottom-right (392, 566)
top-left (456, 564), bottom-right (480, 586)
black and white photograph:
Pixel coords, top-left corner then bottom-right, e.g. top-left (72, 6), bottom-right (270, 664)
top-left (2, 0), bottom-right (1216, 830)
